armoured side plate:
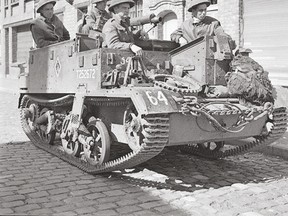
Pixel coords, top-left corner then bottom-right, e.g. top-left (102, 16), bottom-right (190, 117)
top-left (71, 93), bottom-right (85, 128)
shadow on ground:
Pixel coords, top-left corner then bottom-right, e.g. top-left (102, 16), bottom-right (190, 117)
top-left (2, 140), bottom-right (287, 196)
top-left (107, 147), bottom-right (288, 192)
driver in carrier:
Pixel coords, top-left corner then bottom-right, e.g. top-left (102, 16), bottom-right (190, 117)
top-left (30, 0), bottom-right (70, 48)
top-left (81, 0), bottom-right (111, 34)
top-left (102, 0), bottom-right (148, 56)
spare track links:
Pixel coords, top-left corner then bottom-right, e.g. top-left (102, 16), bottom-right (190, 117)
top-left (20, 95), bottom-right (169, 174)
top-left (153, 80), bottom-right (201, 94)
top-left (177, 106), bottom-right (288, 159)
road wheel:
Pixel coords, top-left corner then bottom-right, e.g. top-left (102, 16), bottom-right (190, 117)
top-left (84, 120), bottom-right (111, 165)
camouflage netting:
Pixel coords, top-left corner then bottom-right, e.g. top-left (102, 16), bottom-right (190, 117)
top-left (226, 55), bottom-right (274, 106)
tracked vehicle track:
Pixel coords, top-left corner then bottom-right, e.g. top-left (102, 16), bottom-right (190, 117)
top-left (20, 94), bottom-right (287, 172)
top-left (20, 95), bottom-right (169, 174)
top-left (177, 107), bottom-right (288, 159)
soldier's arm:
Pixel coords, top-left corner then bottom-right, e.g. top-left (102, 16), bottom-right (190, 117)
top-left (30, 25), bottom-right (57, 48)
top-left (213, 21), bottom-right (225, 36)
top-left (103, 26), bottom-right (132, 50)
top-left (85, 12), bottom-right (99, 30)
top-left (62, 25), bottom-right (70, 41)
top-left (170, 27), bottom-right (183, 43)
top-left (213, 21), bottom-right (236, 50)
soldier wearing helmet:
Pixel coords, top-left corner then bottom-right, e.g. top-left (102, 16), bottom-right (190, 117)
top-left (81, 0), bottom-right (111, 34)
top-left (171, 0), bottom-right (231, 46)
top-left (102, 0), bottom-right (146, 56)
top-left (30, 0), bottom-right (70, 48)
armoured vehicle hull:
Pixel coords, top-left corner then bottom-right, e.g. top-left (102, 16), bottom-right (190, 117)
top-left (19, 35), bottom-right (287, 173)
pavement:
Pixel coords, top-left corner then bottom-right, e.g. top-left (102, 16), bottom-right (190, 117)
top-left (1, 77), bottom-right (288, 215)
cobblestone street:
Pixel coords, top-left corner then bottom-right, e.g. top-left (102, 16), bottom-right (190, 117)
top-left (1, 91), bottom-right (288, 216)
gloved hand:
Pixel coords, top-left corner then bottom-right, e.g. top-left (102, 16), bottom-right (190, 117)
top-left (130, 44), bottom-right (143, 56)
top-left (58, 36), bottom-right (65, 42)
top-left (170, 33), bottom-right (181, 43)
top-left (134, 29), bottom-right (149, 40)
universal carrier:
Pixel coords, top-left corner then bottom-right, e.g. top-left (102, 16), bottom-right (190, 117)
top-left (19, 30), bottom-right (287, 174)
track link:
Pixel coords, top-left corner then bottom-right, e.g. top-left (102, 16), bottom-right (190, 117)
top-left (154, 81), bottom-right (201, 94)
top-left (20, 95), bottom-right (169, 174)
top-left (177, 107), bottom-right (287, 159)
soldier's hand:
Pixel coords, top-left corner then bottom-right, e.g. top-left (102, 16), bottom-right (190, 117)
top-left (179, 37), bottom-right (188, 45)
top-left (130, 44), bottom-right (143, 56)
top-left (170, 33), bottom-right (181, 43)
top-left (139, 30), bottom-right (149, 40)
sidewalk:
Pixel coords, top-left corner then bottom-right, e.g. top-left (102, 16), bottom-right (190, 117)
top-left (0, 77), bottom-right (20, 94)
top-left (1, 77), bottom-right (287, 159)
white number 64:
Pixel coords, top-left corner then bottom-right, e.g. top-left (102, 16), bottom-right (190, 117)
top-left (146, 91), bottom-right (168, 106)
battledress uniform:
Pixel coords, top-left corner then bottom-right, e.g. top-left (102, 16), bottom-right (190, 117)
top-left (30, 15), bottom-right (70, 48)
top-left (102, 14), bottom-right (141, 49)
top-left (82, 7), bottom-right (111, 34)
top-left (171, 16), bottom-right (225, 43)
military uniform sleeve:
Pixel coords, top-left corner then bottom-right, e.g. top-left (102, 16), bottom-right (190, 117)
top-left (85, 11), bottom-right (98, 29)
top-left (213, 21), bottom-right (225, 36)
top-left (30, 24), bottom-right (57, 48)
top-left (212, 20), bottom-right (236, 49)
top-left (103, 24), bottom-right (132, 50)
top-left (132, 29), bottom-right (141, 40)
top-left (62, 25), bottom-right (70, 41)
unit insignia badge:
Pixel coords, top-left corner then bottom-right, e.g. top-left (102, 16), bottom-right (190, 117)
top-left (55, 57), bottom-right (61, 77)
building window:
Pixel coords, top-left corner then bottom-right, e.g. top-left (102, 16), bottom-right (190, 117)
top-left (24, 0), bottom-right (33, 13)
top-left (5, 28), bottom-right (9, 75)
top-left (4, 7), bottom-right (8, 17)
top-left (129, 0), bottom-right (142, 18)
top-left (12, 28), bottom-right (17, 63)
top-left (4, 0), bottom-right (9, 7)
top-left (158, 12), bottom-right (177, 40)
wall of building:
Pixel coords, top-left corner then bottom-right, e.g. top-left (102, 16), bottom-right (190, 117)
top-left (0, 0), bottom-right (35, 78)
top-left (217, 0), bottom-right (240, 46)
top-left (142, 0), bottom-right (240, 45)
top-left (0, 31), bottom-right (2, 76)
top-left (242, 0), bottom-right (288, 86)
top-left (54, 0), bottom-right (81, 39)
top-left (144, 0), bottom-right (185, 40)
top-left (0, 0), bottom-right (83, 78)
top-left (2, 0), bottom-right (34, 26)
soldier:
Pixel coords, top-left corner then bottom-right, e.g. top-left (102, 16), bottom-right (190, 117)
top-left (171, 0), bottom-right (232, 46)
top-left (102, 0), bottom-right (145, 56)
top-left (81, 0), bottom-right (111, 34)
top-left (30, 0), bottom-right (70, 48)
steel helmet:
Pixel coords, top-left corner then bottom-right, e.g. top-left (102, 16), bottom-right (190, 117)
top-left (91, 0), bottom-right (106, 3)
top-left (239, 48), bottom-right (252, 54)
top-left (187, 0), bottom-right (210, 12)
top-left (107, 0), bottom-right (135, 12)
top-left (36, 0), bottom-right (57, 13)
